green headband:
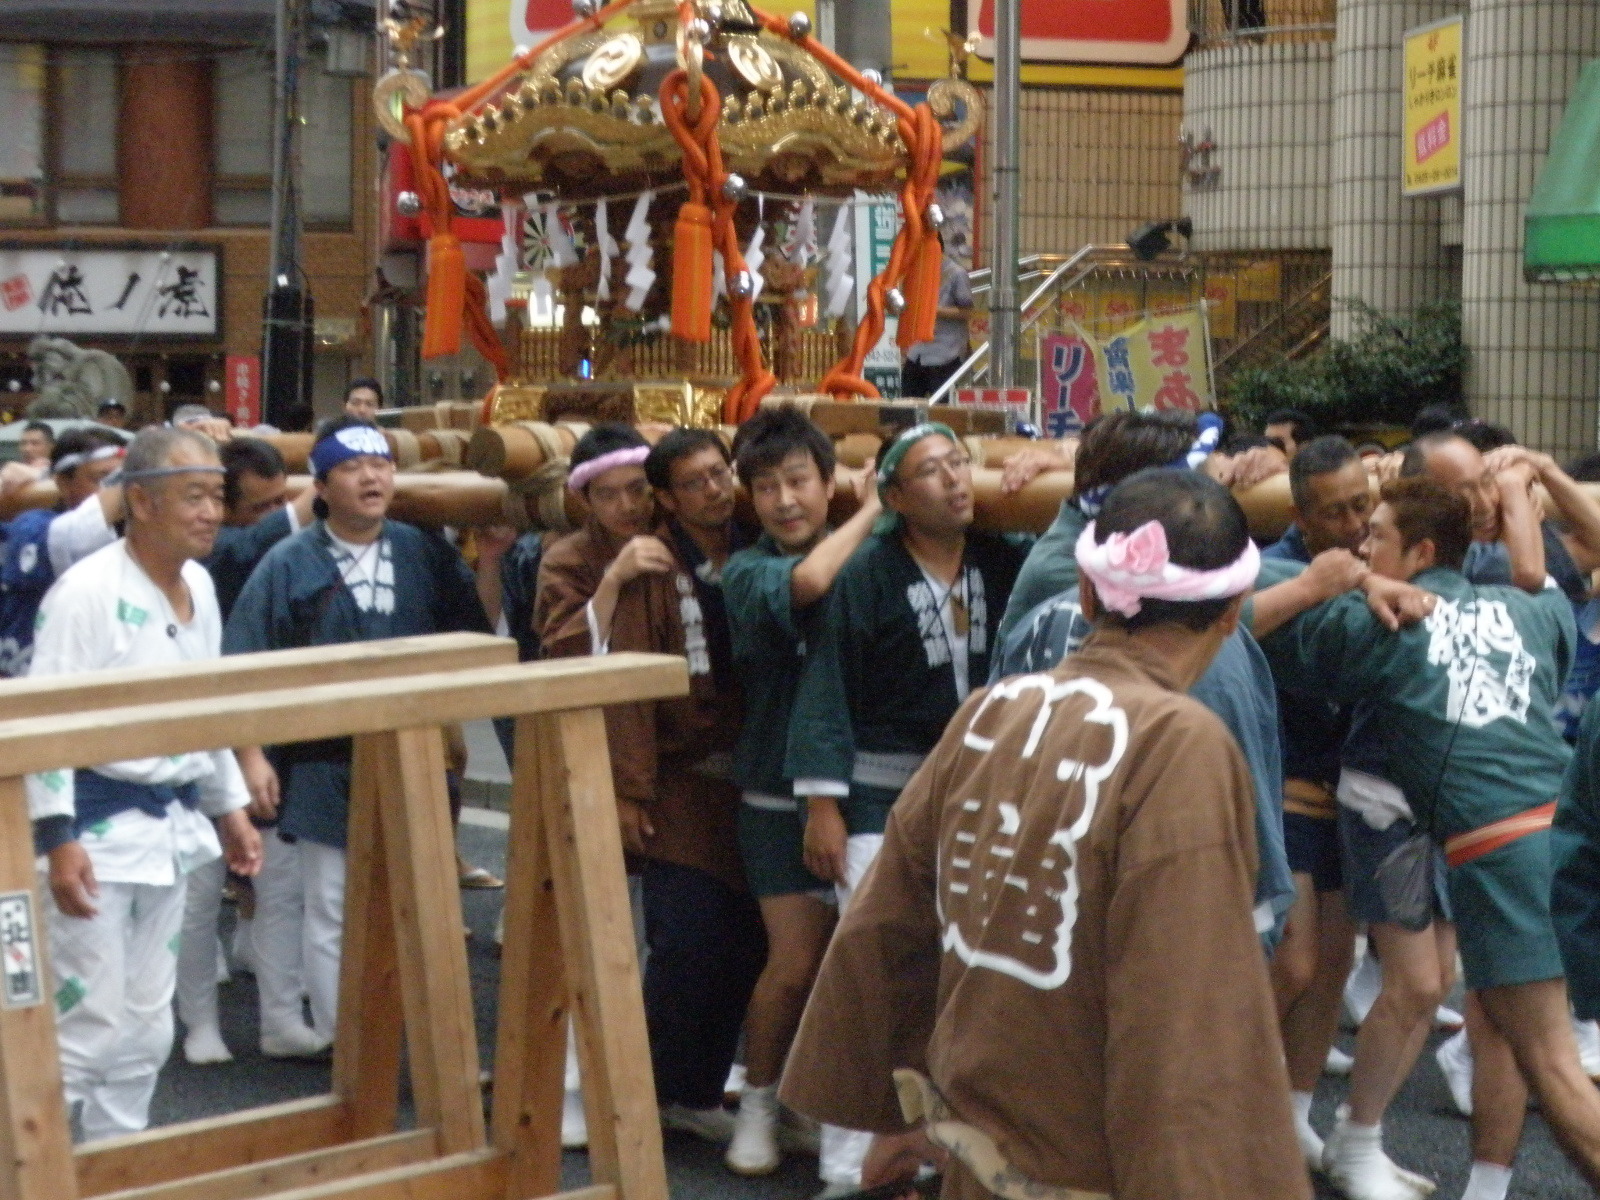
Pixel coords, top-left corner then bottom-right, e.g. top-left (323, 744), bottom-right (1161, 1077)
top-left (873, 421), bottom-right (959, 534)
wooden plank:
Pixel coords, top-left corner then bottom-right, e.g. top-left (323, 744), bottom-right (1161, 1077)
top-left (543, 709), bottom-right (668, 1200)
top-left (231, 1149), bottom-right (506, 1200)
top-left (488, 717), bottom-right (570, 1200)
top-left (331, 737), bottom-right (405, 1141)
top-left (76, 1097), bottom-right (348, 1197)
top-left (91, 1129), bottom-right (437, 1200)
top-left (0, 776), bottom-right (78, 1200)
top-left (0, 656), bottom-right (689, 777)
top-left (376, 729), bottom-right (486, 1156)
top-left (0, 635), bottom-right (514, 721)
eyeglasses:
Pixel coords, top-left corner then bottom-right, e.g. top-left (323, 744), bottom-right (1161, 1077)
top-left (674, 463), bottom-right (734, 496)
top-left (903, 451), bottom-right (972, 485)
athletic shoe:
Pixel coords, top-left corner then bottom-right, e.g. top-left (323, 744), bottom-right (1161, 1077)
top-left (1434, 1005), bottom-right (1464, 1033)
top-left (661, 1103), bottom-right (736, 1144)
top-left (1325, 1046), bottom-right (1355, 1076)
top-left (726, 1085), bottom-right (781, 1176)
top-left (261, 1024), bottom-right (333, 1060)
top-left (561, 1089), bottom-right (589, 1149)
top-left (1435, 1030), bottom-right (1473, 1117)
top-left (182, 1024), bottom-right (233, 1065)
top-left (1345, 952), bottom-right (1381, 1027)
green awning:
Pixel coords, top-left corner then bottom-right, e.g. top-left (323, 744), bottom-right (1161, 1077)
top-left (1527, 59), bottom-right (1600, 283)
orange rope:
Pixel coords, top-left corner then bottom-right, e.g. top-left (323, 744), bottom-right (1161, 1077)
top-left (661, 67), bottom-right (776, 424)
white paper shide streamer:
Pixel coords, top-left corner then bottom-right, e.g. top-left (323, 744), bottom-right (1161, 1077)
top-left (743, 225), bottom-right (766, 301)
top-left (824, 205), bottom-right (855, 319)
top-left (595, 197), bottom-right (620, 302)
top-left (486, 200), bottom-right (521, 325)
top-left (623, 190), bottom-right (656, 312)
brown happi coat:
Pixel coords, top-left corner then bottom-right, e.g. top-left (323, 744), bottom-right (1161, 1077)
top-left (780, 628), bottom-right (1307, 1200)
top-left (536, 517), bottom-right (744, 888)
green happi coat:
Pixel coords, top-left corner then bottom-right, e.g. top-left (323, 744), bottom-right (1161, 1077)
top-left (724, 533), bottom-right (814, 800)
top-left (783, 529), bottom-right (1026, 836)
top-left (1261, 566), bottom-right (1576, 988)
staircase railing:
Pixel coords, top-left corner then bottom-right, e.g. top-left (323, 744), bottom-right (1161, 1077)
top-left (1213, 271), bottom-right (1332, 383)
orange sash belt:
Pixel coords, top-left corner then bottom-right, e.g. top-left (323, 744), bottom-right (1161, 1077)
top-left (1284, 778), bottom-right (1339, 820)
top-left (1443, 802), bottom-right (1556, 870)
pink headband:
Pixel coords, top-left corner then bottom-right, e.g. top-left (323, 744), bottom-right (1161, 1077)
top-left (1075, 519), bottom-right (1259, 618)
top-left (568, 445), bottom-right (649, 493)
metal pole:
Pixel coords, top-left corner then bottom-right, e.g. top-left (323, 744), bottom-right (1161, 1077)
top-left (263, 0), bottom-right (310, 425)
top-left (989, 0), bottom-right (1021, 388)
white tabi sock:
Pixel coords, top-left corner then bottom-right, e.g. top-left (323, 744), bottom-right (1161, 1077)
top-left (1291, 1091), bottom-right (1323, 1168)
top-left (1460, 1162), bottom-right (1512, 1200)
top-left (1325, 1106), bottom-right (1433, 1200)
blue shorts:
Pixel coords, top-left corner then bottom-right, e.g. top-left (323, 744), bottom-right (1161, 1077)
top-left (1339, 807), bottom-right (1452, 926)
top-left (737, 799), bottom-right (834, 900)
top-left (1284, 811), bottom-right (1342, 893)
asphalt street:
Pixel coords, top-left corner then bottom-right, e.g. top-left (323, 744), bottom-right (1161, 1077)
top-left (145, 814), bottom-right (1593, 1200)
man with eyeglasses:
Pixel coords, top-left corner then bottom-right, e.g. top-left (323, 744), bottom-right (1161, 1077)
top-left (586, 426), bottom-right (766, 1146)
top-left (783, 421), bottom-right (1027, 1194)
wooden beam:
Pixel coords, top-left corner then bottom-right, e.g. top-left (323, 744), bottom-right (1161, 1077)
top-left (0, 634), bottom-right (514, 721)
top-left (488, 717), bottom-right (571, 1200)
top-left (0, 655), bottom-right (689, 777)
top-left (331, 738), bottom-right (405, 1141)
top-left (220, 1150), bottom-right (509, 1200)
top-left (0, 777), bottom-right (78, 1200)
top-left (89, 1129), bottom-right (437, 1200)
top-left (541, 710), bottom-right (669, 1200)
top-left (374, 729), bottom-right (486, 1155)
top-left (76, 1097), bottom-right (349, 1197)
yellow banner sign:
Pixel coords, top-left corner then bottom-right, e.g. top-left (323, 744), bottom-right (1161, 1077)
top-left (1403, 15), bottom-right (1463, 196)
top-left (1038, 307), bottom-right (1214, 435)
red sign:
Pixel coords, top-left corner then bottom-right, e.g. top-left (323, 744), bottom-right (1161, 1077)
top-left (970, 0), bottom-right (1187, 65)
top-left (0, 275), bottom-right (31, 313)
top-left (1415, 112), bottom-right (1450, 164)
top-left (225, 355), bottom-right (261, 428)
top-left (1038, 331), bottom-right (1100, 436)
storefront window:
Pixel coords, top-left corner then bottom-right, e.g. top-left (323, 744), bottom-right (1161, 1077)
top-left (0, 45), bottom-right (46, 225)
top-left (54, 49), bottom-right (120, 225)
top-left (214, 49), bottom-right (274, 227)
top-left (302, 65), bottom-right (353, 228)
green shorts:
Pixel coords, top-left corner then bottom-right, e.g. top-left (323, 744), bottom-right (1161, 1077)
top-left (1448, 828), bottom-right (1566, 991)
top-left (738, 799), bottom-right (834, 900)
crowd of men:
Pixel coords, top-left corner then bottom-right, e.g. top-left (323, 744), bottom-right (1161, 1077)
top-left (20, 389), bottom-right (1600, 1200)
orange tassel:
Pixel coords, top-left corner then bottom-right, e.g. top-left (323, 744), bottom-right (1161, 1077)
top-left (671, 201), bottom-right (715, 342)
top-left (422, 231), bottom-right (466, 359)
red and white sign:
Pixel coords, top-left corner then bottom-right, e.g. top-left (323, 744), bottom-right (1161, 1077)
top-left (511, 0), bottom-right (571, 50)
top-left (956, 388), bottom-right (1031, 407)
top-left (225, 355), bottom-right (261, 428)
top-left (969, 0), bottom-right (1188, 65)
top-left (1415, 111), bottom-right (1450, 164)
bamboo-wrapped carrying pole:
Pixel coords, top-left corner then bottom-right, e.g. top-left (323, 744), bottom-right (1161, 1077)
top-left (0, 463), bottom-right (1471, 546)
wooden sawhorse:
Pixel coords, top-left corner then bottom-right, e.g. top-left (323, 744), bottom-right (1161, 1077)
top-left (0, 636), bottom-right (687, 1200)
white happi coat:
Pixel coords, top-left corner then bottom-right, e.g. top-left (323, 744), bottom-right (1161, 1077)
top-left (27, 539), bottom-right (249, 1139)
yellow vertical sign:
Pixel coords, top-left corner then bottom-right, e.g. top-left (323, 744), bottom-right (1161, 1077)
top-left (1403, 15), bottom-right (1464, 196)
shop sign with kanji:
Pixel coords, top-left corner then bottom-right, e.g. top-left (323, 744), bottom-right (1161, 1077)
top-left (0, 246), bottom-right (220, 338)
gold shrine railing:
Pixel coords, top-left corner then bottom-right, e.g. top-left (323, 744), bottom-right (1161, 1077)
top-left (514, 326), bottom-right (844, 390)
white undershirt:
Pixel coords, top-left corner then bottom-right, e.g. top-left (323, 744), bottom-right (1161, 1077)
top-left (328, 532), bottom-right (381, 590)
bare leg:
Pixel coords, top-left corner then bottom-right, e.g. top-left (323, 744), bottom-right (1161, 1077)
top-left (1477, 977), bottom-right (1600, 1190)
top-left (1282, 884), bottom-right (1358, 1090)
top-left (1465, 991), bottom-right (1527, 1167)
top-left (729, 893), bottom-right (835, 1177)
top-left (1274, 874), bottom-right (1320, 1021)
top-left (1347, 921), bottom-right (1452, 1125)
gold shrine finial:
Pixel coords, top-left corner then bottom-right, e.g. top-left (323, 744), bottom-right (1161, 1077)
top-left (382, 3), bottom-right (446, 71)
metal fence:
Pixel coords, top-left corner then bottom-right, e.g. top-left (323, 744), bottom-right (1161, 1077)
top-left (1187, 0), bottom-right (1336, 48)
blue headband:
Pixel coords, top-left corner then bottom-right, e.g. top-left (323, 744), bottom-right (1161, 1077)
top-left (310, 425), bottom-right (393, 478)
top-left (1075, 411), bottom-right (1224, 517)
